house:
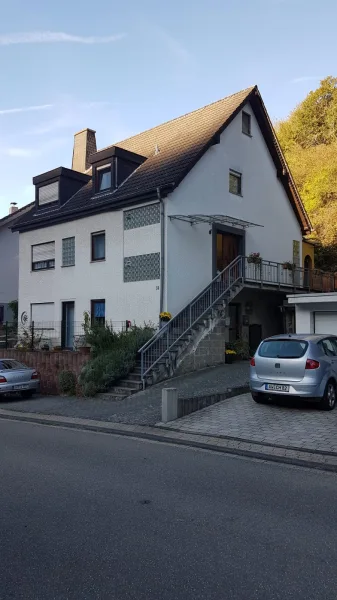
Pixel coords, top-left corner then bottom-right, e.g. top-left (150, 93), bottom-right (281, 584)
top-left (288, 293), bottom-right (337, 335)
top-left (0, 203), bottom-right (33, 324)
top-left (13, 85), bottom-right (329, 382)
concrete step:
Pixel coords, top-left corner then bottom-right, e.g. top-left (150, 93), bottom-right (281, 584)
top-left (110, 386), bottom-right (138, 396)
top-left (119, 379), bottom-right (142, 390)
top-left (125, 373), bottom-right (142, 382)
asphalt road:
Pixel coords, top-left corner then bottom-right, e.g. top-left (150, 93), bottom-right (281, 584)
top-left (0, 420), bottom-right (337, 600)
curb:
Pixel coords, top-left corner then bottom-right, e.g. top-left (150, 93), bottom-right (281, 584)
top-left (0, 408), bottom-right (337, 473)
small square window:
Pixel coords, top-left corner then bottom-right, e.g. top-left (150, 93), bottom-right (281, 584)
top-left (62, 237), bottom-right (75, 267)
top-left (242, 112), bottom-right (251, 136)
top-left (97, 167), bottom-right (111, 191)
top-left (91, 299), bottom-right (105, 326)
top-left (229, 170), bottom-right (242, 196)
top-left (91, 232), bottom-right (106, 261)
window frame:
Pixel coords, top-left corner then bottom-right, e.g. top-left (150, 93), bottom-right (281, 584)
top-left (31, 241), bottom-right (55, 272)
top-left (229, 169), bottom-right (242, 196)
top-left (62, 236), bottom-right (75, 268)
top-left (91, 231), bottom-right (106, 262)
top-left (96, 164), bottom-right (113, 193)
top-left (91, 299), bottom-right (106, 326)
top-left (242, 111), bottom-right (252, 136)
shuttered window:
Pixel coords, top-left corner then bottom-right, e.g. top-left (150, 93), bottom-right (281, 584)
top-left (32, 242), bottom-right (55, 271)
top-left (38, 182), bottom-right (59, 205)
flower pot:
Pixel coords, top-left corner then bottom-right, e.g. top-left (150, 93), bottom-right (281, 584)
top-left (225, 355), bottom-right (234, 364)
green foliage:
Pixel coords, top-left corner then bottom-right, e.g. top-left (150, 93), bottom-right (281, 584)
top-left (58, 371), bottom-right (77, 396)
top-left (276, 77), bottom-right (337, 267)
top-left (79, 323), bottom-right (155, 396)
top-left (227, 339), bottom-right (250, 360)
top-left (8, 300), bottom-right (18, 322)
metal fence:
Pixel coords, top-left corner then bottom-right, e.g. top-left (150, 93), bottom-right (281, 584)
top-left (0, 320), bottom-right (128, 351)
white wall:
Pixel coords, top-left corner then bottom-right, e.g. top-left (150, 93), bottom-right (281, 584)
top-left (165, 102), bottom-right (303, 315)
top-left (295, 303), bottom-right (337, 333)
top-left (0, 225), bottom-right (19, 320)
top-left (18, 205), bottom-right (161, 327)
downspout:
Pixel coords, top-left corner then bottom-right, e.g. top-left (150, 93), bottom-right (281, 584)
top-left (157, 187), bottom-right (165, 314)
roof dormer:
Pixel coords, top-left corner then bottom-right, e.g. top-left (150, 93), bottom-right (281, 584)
top-left (33, 167), bottom-right (91, 211)
top-left (90, 146), bottom-right (146, 195)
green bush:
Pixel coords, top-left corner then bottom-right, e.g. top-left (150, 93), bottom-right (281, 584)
top-left (82, 381), bottom-right (99, 397)
top-left (227, 339), bottom-right (250, 360)
top-left (58, 370), bottom-right (77, 395)
top-left (78, 323), bottom-right (155, 396)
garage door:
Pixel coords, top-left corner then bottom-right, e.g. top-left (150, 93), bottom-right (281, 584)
top-left (30, 303), bottom-right (55, 325)
top-left (314, 312), bottom-right (337, 335)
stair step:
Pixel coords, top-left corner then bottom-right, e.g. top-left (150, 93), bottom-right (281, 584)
top-left (110, 386), bottom-right (137, 396)
top-left (119, 380), bottom-right (142, 390)
top-left (126, 373), bottom-right (142, 382)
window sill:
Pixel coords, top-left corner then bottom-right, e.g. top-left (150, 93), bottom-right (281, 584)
top-left (61, 264), bottom-right (75, 268)
top-left (229, 192), bottom-right (243, 197)
top-left (91, 259), bottom-right (106, 263)
top-left (31, 267), bottom-right (55, 272)
top-left (242, 132), bottom-right (252, 138)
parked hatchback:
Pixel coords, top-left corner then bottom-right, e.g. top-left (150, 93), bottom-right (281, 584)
top-left (250, 334), bottom-right (337, 410)
top-left (0, 359), bottom-right (40, 399)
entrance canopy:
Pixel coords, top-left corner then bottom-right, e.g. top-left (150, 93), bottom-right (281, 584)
top-left (169, 214), bottom-right (263, 229)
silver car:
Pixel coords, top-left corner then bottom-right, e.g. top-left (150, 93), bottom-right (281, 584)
top-left (0, 359), bottom-right (40, 399)
top-left (250, 334), bottom-right (337, 411)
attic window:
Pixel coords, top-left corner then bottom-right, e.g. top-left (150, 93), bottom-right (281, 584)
top-left (242, 112), bottom-right (251, 136)
top-left (38, 181), bottom-right (59, 206)
top-left (96, 165), bottom-right (112, 191)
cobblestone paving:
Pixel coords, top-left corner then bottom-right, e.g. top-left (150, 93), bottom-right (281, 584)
top-left (161, 393), bottom-right (337, 453)
top-left (0, 362), bottom-right (249, 426)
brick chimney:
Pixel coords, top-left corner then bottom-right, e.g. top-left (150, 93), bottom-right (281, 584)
top-left (9, 202), bottom-right (18, 215)
top-left (72, 128), bottom-right (97, 173)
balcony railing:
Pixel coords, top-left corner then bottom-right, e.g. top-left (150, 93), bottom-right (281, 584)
top-left (244, 258), bottom-right (337, 292)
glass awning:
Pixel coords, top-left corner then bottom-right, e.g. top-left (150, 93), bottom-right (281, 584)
top-left (169, 214), bottom-right (263, 229)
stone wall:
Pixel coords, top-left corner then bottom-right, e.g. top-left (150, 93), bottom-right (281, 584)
top-left (175, 318), bottom-right (227, 375)
top-left (0, 350), bottom-right (90, 395)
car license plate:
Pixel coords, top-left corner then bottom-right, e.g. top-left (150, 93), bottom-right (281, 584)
top-left (266, 384), bottom-right (289, 392)
top-left (14, 384), bottom-right (29, 390)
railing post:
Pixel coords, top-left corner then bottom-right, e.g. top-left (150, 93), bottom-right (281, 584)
top-left (189, 304), bottom-right (192, 328)
top-left (5, 322), bottom-right (8, 349)
top-left (31, 321), bottom-right (35, 350)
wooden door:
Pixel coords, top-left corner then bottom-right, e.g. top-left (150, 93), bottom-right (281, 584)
top-left (216, 233), bottom-right (240, 272)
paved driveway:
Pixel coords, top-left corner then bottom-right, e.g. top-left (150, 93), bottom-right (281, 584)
top-left (161, 394), bottom-right (337, 453)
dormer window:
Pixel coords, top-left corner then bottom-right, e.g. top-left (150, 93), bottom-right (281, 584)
top-left (38, 181), bottom-right (59, 206)
top-left (97, 165), bottom-right (112, 191)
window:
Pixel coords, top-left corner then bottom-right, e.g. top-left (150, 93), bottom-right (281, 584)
top-left (242, 112), bottom-right (251, 136)
top-left (0, 306), bottom-right (4, 324)
top-left (229, 170), bottom-right (242, 196)
top-left (32, 242), bottom-right (55, 271)
top-left (62, 237), bottom-right (75, 267)
top-left (258, 339), bottom-right (308, 359)
top-left (91, 300), bottom-right (105, 325)
top-left (91, 232), bottom-right (105, 261)
top-left (97, 166), bottom-right (112, 191)
top-left (38, 181), bottom-right (59, 206)
top-left (320, 338), bottom-right (337, 357)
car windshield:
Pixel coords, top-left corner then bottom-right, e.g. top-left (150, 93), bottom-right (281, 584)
top-left (0, 360), bottom-right (27, 370)
top-left (258, 339), bottom-right (308, 359)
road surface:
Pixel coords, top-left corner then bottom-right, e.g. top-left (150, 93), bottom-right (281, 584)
top-left (0, 418), bottom-right (336, 599)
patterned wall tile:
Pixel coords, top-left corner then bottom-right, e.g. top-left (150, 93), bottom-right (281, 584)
top-left (124, 204), bottom-right (160, 230)
top-left (124, 252), bottom-right (160, 282)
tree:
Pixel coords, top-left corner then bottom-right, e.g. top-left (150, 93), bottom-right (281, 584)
top-left (276, 77), bottom-right (337, 268)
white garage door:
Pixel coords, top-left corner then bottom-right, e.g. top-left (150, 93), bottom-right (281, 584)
top-left (30, 303), bottom-right (55, 325)
top-left (314, 312), bottom-right (337, 335)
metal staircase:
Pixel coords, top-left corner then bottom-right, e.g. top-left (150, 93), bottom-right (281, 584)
top-left (139, 255), bottom-right (337, 388)
top-left (139, 256), bottom-right (244, 388)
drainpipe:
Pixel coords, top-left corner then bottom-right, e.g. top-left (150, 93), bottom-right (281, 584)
top-left (157, 187), bottom-right (165, 314)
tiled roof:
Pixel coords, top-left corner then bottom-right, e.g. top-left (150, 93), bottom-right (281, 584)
top-left (13, 86), bottom-right (311, 233)
top-left (0, 202), bottom-right (34, 227)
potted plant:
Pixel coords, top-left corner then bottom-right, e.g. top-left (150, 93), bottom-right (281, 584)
top-left (159, 312), bottom-right (172, 328)
top-left (247, 252), bottom-right (262, 265)
top-left (225, 349), bottom-right (236, 364)
top-left (282, 261), bottom-right (296, 271)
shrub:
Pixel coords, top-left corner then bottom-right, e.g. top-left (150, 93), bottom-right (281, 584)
top-left (227, 339), bottom-right (250, 360)
top-left (82, 381), bottom-right (99, 397)
top-left (58, 370), bottom-right (77, 395)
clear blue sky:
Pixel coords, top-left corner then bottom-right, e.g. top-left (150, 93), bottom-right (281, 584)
top-left (0, 0), bottom-right (336, 217)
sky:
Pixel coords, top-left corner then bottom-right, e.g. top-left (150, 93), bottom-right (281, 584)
top-left (0, 0), bottom-right (336, 217)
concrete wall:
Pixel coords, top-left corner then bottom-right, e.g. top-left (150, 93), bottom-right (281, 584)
top-left (18, 202), bottom-right (161, 327)
top-left (175, 318), bottom-right (227, 375)
top-left (165, 102), bottom-right (303, 315)
top-left (0, 225), bottom-right (19, 321)
top-left (233, 289), bottom-right (285, 347)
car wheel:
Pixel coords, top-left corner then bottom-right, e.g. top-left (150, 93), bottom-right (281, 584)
top-left (320, 381), bottom-right (336, 411)
top-left (21, 390), bottom-right (33, 399)
top-left (251, 392), bottom-right (267, 404)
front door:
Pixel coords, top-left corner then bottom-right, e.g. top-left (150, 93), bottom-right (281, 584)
top-left (62, 302), bottom-right (75, 349)
top-left (216, 232), bottom-right (240, 273)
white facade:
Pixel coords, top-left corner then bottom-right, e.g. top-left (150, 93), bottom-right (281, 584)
top-left (18, 205), bottom-right (161, 327)
top-left (288, 293), bottom-right (337, 335)
top-left (165, 103), bottom-right (302, 314)
top-left (0, 224), bottom-right (20, 322)
top-left (18, 103), bottom-right (303, 328)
